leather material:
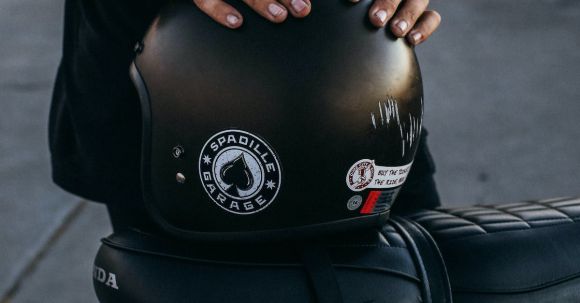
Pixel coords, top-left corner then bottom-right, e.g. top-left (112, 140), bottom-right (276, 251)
top-left (391, 217), bottom-right (452, 303)
top-left (93, 220), bottom-right (449, 303)
top-left (407, 197), bottom-right (580, 302)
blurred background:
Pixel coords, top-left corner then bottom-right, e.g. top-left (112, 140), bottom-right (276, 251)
top-left (0, 0), bottom-right (579, 301)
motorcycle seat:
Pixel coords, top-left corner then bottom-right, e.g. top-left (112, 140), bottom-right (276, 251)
top-left (93, 218), bottom-right (450, 303)
top-left (407, 197), bottom-right (580, 302)
top-left (93, 197), bottom-right (580, 302)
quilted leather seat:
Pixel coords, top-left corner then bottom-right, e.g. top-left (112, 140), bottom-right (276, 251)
top-left (407, 197), bottom-right (580, 302)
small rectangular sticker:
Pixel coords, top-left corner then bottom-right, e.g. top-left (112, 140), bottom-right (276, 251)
top-left (346, 159), bottom-right (412, 192)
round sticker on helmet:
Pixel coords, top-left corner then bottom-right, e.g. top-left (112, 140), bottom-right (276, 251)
top-left (347, 195), bottom-right (363, 211)
top-left (199, 130), bottom-right (282, 215)
top-left (346, 159), bottom-right (412, 192)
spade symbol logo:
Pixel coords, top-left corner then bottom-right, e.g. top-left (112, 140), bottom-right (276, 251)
top-left (220, 153), bottom-right (254, 196)
top-left (199, 129), bottom-right (282, 215)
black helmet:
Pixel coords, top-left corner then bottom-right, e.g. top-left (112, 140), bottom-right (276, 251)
top-left (131, 1), bottom-right (424, 241)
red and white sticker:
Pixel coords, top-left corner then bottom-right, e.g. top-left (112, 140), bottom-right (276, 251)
top-left (346, 159), bottom-right (412, 192)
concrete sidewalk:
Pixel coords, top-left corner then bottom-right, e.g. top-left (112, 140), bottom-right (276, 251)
top-left (1, 0), bottom-right (579, 302)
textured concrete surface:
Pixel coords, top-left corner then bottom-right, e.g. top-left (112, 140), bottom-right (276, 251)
top-left (0, 0), bottom-right (579, 302)
top-left (420, 0), bottom-right (580, 206)
top-left (9, 203), bottom-right (108, 303)
top-left (0, 0), bottom-right (81, 299)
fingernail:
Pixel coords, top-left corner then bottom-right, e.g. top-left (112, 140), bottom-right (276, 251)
top-left (291, 0), bottom-right (308, 13)
top-left (226, 14), bottom-right (239, 26)
top-left (411, 32), bottom-right (422, 43)
top-left (268, 3), bottom-right (285, 17)
top-left (396, 20), bottom-right (408, 32)
top-left (375, 10), bottom-right (388, 24)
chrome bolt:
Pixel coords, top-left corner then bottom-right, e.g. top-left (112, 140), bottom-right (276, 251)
top-left (176, 173), bottom-right (186, 184)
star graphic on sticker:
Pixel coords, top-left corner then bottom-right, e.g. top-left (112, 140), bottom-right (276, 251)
top-left (202, 155), bottom-right (212, 165)
top-left (266, 180), bottom-right (276, 190)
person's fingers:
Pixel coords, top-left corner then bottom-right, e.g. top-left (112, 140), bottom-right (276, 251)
top-left (242, 0), bottom-right (289, 23)
top-left (407, 10), bottom-right (441, 45)
top-left (277, 0), bottom-right (311, 18)
top-left (389, 0), bottom-right (429, 37)
top-left (368, 0), bottom-right (402, 28)
top-left (193, 0), bottom-right (244, 28)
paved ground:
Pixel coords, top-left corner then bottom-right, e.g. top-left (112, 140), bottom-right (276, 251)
top-left (0, 0), bottom-right (578, 302)
top-left (422, 0), bottom-right (580, 206)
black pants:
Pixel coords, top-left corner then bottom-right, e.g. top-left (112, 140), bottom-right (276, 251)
top-left (107, 129), bottom-right (440, 233)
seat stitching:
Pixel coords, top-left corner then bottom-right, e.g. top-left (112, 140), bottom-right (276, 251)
top-left (528, 199), bottom-right (574, 221)
top-left (411, 210), bottom-right (580, 227)
top-left (429, 220), bottom-right (531, 233)
top-left (459, 219), bottom-right (524, 225)
top-left (429, 224), bottom-right (487, 234)
top-left (432, 218), bottom-right (580, 243)
top-left (483, 205), bottom-right (532, 228)
top-left (430, 216), bottom-right (580, 234)
top-left (423, 209), bottom-right (489, 234)
top-left (452, 214), bottom-right (487, 234)
top-left (518, 216), bottom-right (580, 224)
top-left (538, 196), bottom-right (580, 204)
top-left (436, 226), bottom-right (533, 241)
top-left (452, 271), bottom-right (580, 294)
top-left (410, 213), bottom-right (452, 222)
top-left (327, 244), bottom-right (408, 249)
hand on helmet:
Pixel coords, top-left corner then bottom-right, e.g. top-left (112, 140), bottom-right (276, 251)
top-left (191, 0), bottom-right (311, 29)
top-left (358, 0), bottom-right (441, 45)
top-left (192, 0), bottom-right (440, 45)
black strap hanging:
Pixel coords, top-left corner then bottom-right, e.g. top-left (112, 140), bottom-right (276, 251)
top-left (392, 216), bottom-right (453, 303)
top-left (301, 245), bottom-right (345, 303)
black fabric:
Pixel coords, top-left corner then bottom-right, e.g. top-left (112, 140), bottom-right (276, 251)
top-left (49, 0), bottom-right (166, 204)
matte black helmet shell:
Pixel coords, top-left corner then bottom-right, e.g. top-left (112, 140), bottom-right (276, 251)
top-left (131, 0), bottom-right (424, 241)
